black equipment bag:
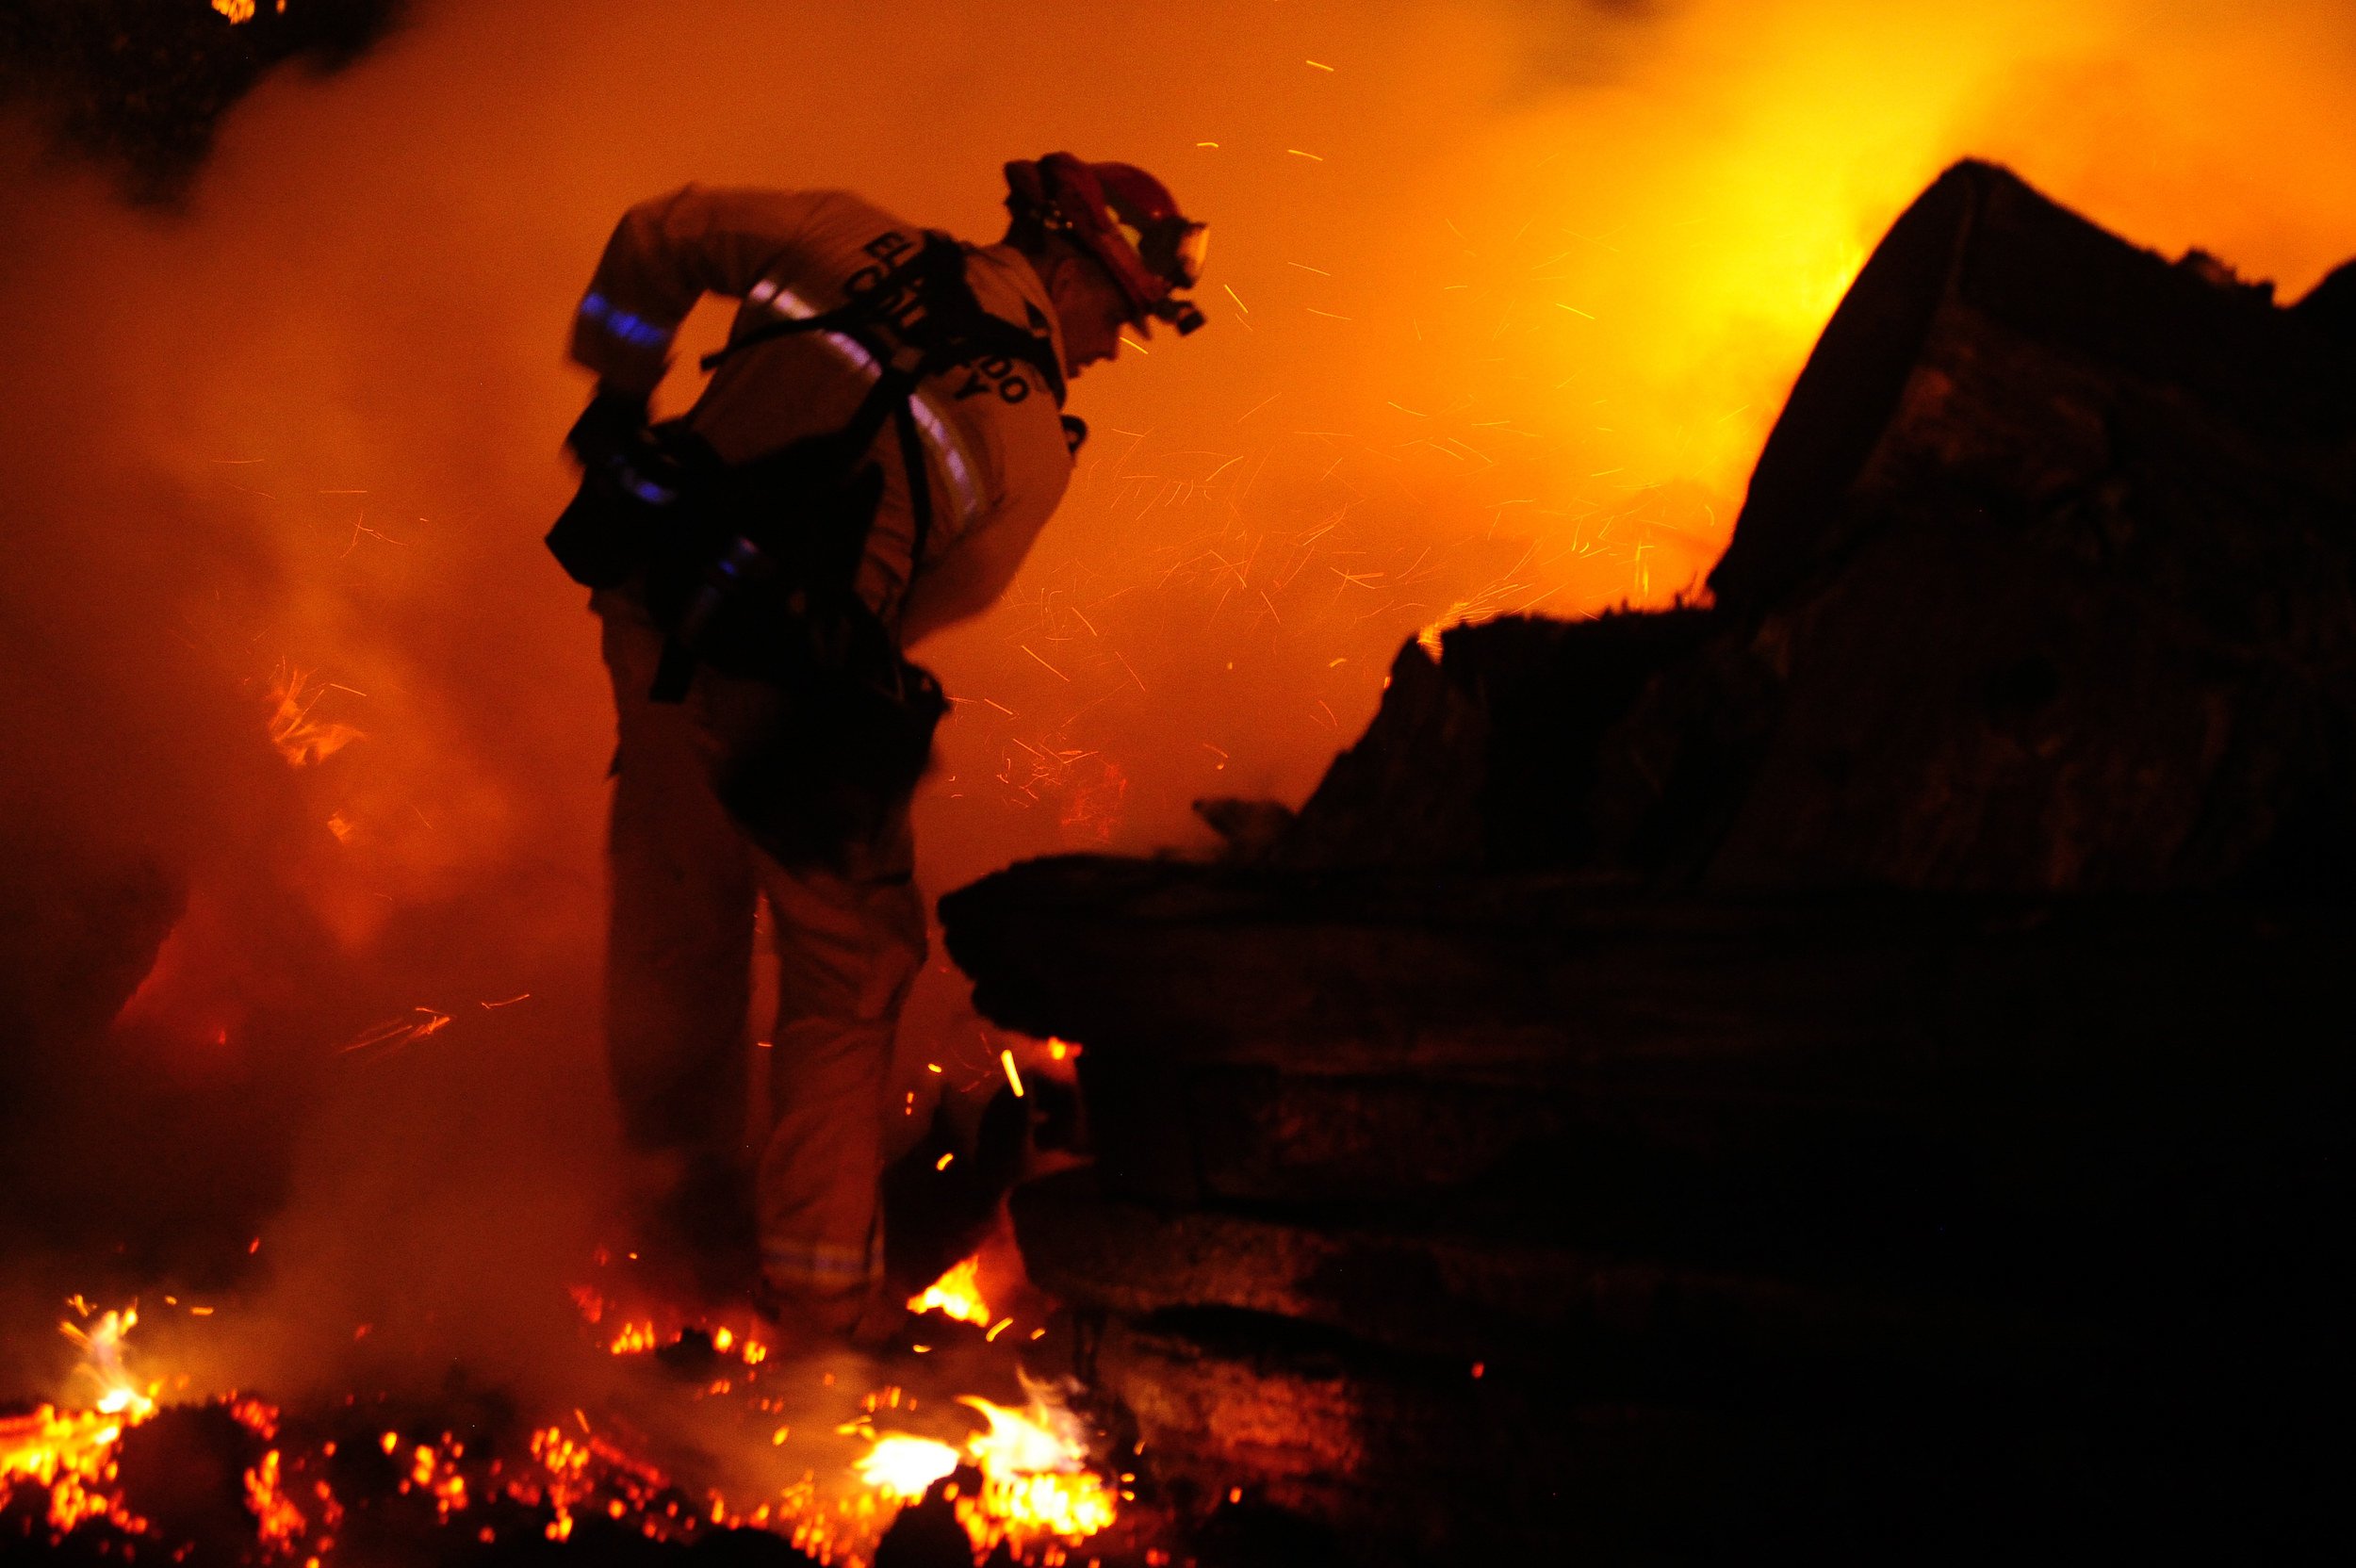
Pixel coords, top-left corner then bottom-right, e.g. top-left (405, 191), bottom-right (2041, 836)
top-left (547, 234), bottom-right (1064, 869)
top-left (646, 412), bottom-right (941, 871)
top-left (547, 396), bottom-right (709, 591)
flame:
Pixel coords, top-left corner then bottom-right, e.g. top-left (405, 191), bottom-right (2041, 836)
top-left (10, 1283), bottom-right (1102, 1561)
top-left (261, 662), bottom-right (364, 769)
top-left (5, 1306), bottom-right (158, 1538)
top-left (12, 1285), bottom-right (1109, 1561)
top-left (1, 1407), bottom-right (137, 1535)
top-left (957, 1378), bottom-right (1118, 1542)
top-left (60, 1307), bottom-right (155, 1420)
top-left (906, 1254), bottom-right (991, 1327)
top-left (959, 1384), bottom-right (1088, 1478)
top-left (858, 1373), bottom-right (1118, 1548)
top-left (856, 1434), bottom-right (960, 1499)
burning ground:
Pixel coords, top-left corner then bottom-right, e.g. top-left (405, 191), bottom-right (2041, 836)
top-left (5, 1), bottom-right (2356, 1564)
top-left (7, 1251), bottom-right (1155, 1565)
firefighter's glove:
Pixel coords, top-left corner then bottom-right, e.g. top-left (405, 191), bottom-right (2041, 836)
top-left (565, 385), bottom-right (652, 468)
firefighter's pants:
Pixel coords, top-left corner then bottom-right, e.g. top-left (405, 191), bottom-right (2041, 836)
top-left (595, 589), bottom-right (926, 1313)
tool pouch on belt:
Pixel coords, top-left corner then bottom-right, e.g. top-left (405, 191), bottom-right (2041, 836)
top-left (641, 428), bottom-right (948, 870)
top-left (547, 392), bottom-right (706, 590)
top-left (710, 592), bottom-right (947, 871)
top-left (548, 394), bottom-right (951, 870)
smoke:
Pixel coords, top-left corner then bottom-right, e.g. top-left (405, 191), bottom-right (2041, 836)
top-left (2, 0), bottom-right (2351, 1404)
top-left (0, 0), bottom-right (410, 204)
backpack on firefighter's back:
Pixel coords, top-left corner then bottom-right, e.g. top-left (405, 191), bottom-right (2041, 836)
top-left (548, 233), bottom-right (1068, 869)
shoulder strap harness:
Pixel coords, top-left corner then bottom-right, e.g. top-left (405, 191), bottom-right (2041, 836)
top-left (647, 235), bottom-right (1073, 702)
top-left (702, 232), bottom-right (1070, 560)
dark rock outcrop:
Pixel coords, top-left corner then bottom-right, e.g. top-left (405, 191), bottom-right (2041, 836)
top-left (945, 161), bottom-right (2356, 1562)
top-left (1273, 159), bottom-right (2356, 895)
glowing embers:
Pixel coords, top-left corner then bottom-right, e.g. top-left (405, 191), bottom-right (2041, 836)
top-left (973, 1464), bottom-right (1119, 1544)
top-left (857, 1373), bottom-right (1118, 1550)
top-left (222, 1397), bottom-right (350, 1564)
top-left (5, 1305), bottom-right (158, 1540)
top-left (569, 1281), bottom-right (772, 1364)
top-left (607, 1318), bottom-right (662, 1356)
top-left (10, 1282), bottom-right (1119, 1562)
top-left (260, 660), bottom-right (364, 768)
top-left (906, 1253), bottom-right (992, 1327)
top-left (519, 1422), bottom-right (671, 1544)
top-left (525, 1402), bottom-right (894, 1561)
top-left (0, 1405), bottom-right (141, 1537)
top-left (243, 1446), bottom-right (311, 1553)
top-left (601, 1315), bottom-right (769, 1364)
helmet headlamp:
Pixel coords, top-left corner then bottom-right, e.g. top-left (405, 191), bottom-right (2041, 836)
top-left (1006, 154), bottom-right (1208, 336)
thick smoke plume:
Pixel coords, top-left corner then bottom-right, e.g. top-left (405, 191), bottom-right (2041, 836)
top-left (2, 0), bottom-right (2351, 1406)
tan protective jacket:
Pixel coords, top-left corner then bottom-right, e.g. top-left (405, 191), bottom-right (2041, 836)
top-left (568, 186), bottom-right (1075, 645)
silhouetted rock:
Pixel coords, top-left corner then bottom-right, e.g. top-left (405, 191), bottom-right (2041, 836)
top-left (873, 1478), bottom-right (980, 1568)
top-left (1261, 160), bottom-right (2356, 894)
top-left (947, 160), bottom-right (2356, 1563)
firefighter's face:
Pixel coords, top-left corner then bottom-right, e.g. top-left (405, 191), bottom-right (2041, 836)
top-left (1045, 253), bottom-right (1134, 377)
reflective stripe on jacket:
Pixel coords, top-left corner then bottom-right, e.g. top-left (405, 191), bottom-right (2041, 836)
top-left (569, 186), bottom-right (1073, 636)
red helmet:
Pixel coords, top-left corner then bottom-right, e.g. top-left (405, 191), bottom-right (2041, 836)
top-left (1005, 154), bottom-right (1208, 335)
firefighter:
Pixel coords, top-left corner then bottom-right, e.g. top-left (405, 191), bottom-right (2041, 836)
top-left (559, 155), bottom-right (1207, 1337)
